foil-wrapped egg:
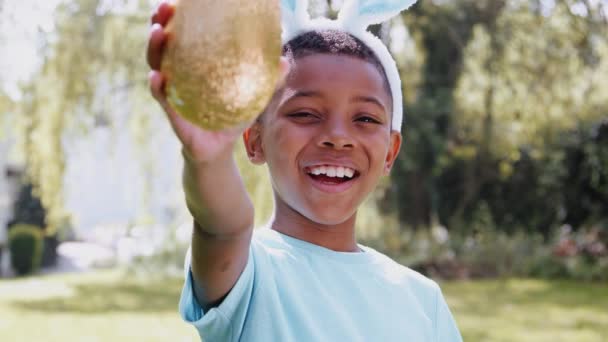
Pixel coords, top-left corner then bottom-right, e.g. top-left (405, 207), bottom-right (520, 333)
top-left (161, 0), bottom-right (282, 130)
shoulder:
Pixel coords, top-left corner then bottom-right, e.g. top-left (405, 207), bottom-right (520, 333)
top-left (362, 245), bottom-right (441, 295)
top-left (247, 228), bottom-right (302, 266)
top-left (251, 227), bottom-right (286, 249)
top-left (251, 227), bottom-right (294, 256)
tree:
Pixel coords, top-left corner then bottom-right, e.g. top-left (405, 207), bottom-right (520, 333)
top-left (390, 0), bottom-right (608, 234)
top-left (390, 0), bottom-right (507, 228)
top-left (12, 0), bottom-right (151, 231)
top-left (13, 0), bottom-right (276, 231)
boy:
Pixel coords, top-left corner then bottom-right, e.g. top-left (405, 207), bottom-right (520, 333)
top-left (147, 1), bottom-right (462, 341)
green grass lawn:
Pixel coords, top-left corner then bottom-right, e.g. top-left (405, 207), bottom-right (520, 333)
top-left (1, 270), bottom-right (607, 341)
top-left (441, 279), bottom-right (608, 342)
top-left (0, 270), bottom-right (198, 341)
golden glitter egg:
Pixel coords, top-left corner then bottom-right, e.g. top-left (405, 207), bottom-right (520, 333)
top-left (161, 0), bottom-right (282, 130)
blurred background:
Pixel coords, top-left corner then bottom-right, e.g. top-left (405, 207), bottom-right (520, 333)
top-left (0, 0), bottom-right (607, 341)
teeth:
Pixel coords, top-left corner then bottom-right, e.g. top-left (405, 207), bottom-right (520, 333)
top-left (336, 167), bottom-right (345, 178)
top-left (308, 165), bottom-right (356, 179)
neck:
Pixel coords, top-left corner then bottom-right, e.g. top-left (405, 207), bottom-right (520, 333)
top-left (269, 197), bottom-right (360, 253)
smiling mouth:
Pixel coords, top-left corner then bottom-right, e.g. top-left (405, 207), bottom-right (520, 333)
top-left (305, 165), bottom-right (360, 185)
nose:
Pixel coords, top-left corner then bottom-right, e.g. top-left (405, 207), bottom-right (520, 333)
top-left (318, 120), bottom-right (355, 150)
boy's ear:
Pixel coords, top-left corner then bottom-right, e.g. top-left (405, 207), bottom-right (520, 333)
top-left (243, 120), bottom-right (266, 165)
top-left (383, 131), bottom-right (402, 175)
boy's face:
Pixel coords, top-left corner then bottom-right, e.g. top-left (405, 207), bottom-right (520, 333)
top-left (244, 53), bottom-right (401, 226)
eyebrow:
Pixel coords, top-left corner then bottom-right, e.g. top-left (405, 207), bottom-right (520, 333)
top-left (286, 90), bottom-right (324, 101)
top-left (352, 95), bottom-right (388, 114)
top-left (285, 91), bottom-right (388, 114)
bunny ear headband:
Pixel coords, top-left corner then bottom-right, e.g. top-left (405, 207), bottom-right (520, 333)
top-left (280, 0), bottom-right (418, 132)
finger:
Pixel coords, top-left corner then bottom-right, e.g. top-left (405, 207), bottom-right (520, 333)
top-left (149, 70), bottom-right (186, 131)
top-left (148, 71), bottom-right (190, 127)
top-left (152, 1), bottom-right (175, 26)
top-left (148, 70), bottom-right (167, 102)
top-left (147, 23), bottom-right (167, 70)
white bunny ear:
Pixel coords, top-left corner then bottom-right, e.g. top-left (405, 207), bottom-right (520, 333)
top-left (338, 0), bottom-right (418, 32)
top-left (281, 0), bottom-right (311, 42)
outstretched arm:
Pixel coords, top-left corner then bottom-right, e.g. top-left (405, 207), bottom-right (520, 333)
top-left (147, 1), bottom-right (269, 309)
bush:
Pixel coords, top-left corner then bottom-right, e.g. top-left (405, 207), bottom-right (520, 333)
top-left (0, 245), bottom-right (4, 276)
top-left (8, 224), bottom-right (45, 276)
top-left (525, 251), bottom-right (571, 279)
top-left (374, 207), bottom-right (607, 281)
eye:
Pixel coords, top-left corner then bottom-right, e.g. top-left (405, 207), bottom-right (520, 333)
top-left (288, 112), bottom-right (315, 118)
top-left (287, 112), bottom-right (320, 123)
top-left (355, 115), bottom-right (382, 124)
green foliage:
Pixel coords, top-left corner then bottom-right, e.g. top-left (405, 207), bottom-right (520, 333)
top-left (527, 252), bottom-right (608, 282)
top-left (369, 196), bottom-right (608, 281)
top-left (10, 183), bottom-right (46, 228)
top-left (392, 0), bottom-right (608, 236)
top-left (3, 0), bottom-right (607, 280)
top-left (234, 143), bottom-right (274, 227)
top-left (8, 224), bottom-right (44, 276)
top-left (12, 0), bottom-right (151, 232)
top-left (525, 251), bottom-right (571, 279)
top-left (0, 91), bottom-right (12, 130)
top-left (455, 4), bottom-right (608, 152)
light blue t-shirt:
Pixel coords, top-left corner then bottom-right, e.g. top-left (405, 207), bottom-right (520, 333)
top-left (180, 228), bottom-right (463, 342)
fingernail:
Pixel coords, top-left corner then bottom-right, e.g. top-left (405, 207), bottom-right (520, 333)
top-left (152, 23), bottom-right (162, 32)
top-left (148, 70), bottom-right (160, 84)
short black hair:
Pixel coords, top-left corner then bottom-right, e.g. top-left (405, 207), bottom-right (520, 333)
top-left (282, 30), bottom-right (392, 101)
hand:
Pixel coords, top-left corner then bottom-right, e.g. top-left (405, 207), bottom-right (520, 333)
top-left (147, 1), bottom-right (244, 165)
top-left (147, 1), bottom-right (290, 165)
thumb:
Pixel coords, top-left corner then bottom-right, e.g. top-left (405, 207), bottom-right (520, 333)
top-left (148, 70), bottom-right (191, 135)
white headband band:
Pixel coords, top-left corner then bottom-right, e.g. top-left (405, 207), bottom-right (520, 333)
top-left (280, 0), bottom-right (417, 132)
